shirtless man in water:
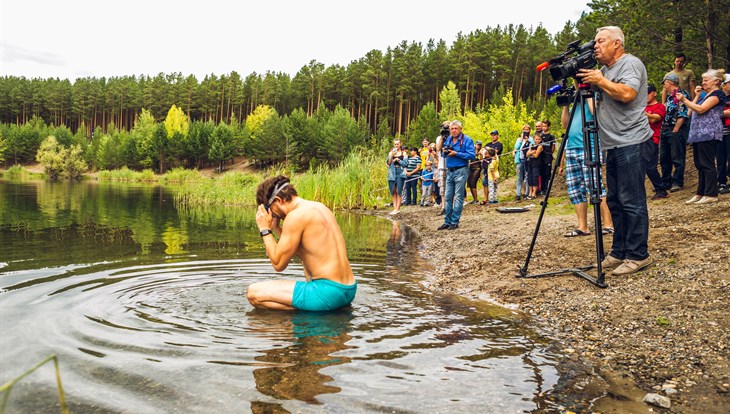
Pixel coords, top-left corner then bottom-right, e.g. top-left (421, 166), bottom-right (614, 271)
top-left (247, 175), bottom-right (356, 311)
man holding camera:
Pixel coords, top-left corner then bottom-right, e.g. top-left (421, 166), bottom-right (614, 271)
top-left (577, 26), bottom-right (653, 276)
top-left (437, 120), bottom-right (476, 230)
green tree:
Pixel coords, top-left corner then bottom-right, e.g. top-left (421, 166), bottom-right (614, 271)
top-left (208, 122), bottom-right (234, 171)
top-left (406, 102), bottom-right (440, 148)
top-left (36, 136), bottom-right (65, 179)
top-left (65, 144), bottom-right (88, 179)
top-left (439, 81), bottom-right (461, 119)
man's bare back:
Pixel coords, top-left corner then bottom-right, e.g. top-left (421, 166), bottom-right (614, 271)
top-left (247, 176), bottom-right (355, 311)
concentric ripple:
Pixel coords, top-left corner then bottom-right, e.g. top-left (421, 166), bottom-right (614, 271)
top-left (1, 257), bottom-right (561, 413)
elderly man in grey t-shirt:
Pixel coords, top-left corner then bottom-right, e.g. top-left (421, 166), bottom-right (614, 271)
top-left (577, 26), bottom-right (653, 277)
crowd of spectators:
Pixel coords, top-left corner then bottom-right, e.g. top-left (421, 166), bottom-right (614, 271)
top-left (385, 27), bottom-right (729, 276)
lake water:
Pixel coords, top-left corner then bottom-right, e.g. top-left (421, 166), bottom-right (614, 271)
top-left (0, 180), bottom-right (563, 413)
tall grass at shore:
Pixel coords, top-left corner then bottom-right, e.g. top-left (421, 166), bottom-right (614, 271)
top-left (96, 167), bottom-right (204, 183)
top-left (175, 151), bottom-right (388, 209)
top-left (2, 166), bottom-right (46, 180)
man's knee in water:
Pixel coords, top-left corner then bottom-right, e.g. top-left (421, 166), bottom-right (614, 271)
top-left (246, 282), bottom-right (263, 308)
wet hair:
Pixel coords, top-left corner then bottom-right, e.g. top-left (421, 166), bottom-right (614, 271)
top-left (256, 175), bottom-right (298, 206)
top-left (675, 53), bottom-right (686, 60)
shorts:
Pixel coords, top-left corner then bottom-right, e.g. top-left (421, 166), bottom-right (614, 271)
top-left (292, 278), bottom-right (357, 311)
top-left (565, 147), bottom-right (606, 205)
top-left (388, 177), bottom-right (405, 195)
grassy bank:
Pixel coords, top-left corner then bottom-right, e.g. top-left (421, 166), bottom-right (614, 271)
top-left (1, 165), bottom-right (47, 180)
top-left (175, 152), bottom-right (388, 209)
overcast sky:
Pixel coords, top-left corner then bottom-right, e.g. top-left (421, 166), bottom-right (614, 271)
top-left (1, 0), bottom-right (590, 82)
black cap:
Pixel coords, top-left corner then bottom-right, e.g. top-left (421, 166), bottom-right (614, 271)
top-left (490, 130), bottom-right (499, 135)
top-left (647, 84), bottom-right (657, 93)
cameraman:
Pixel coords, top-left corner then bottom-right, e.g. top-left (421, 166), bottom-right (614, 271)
top-left (437, 120), bottom-right (476, 230)
top-left (577, 26), bottom-right (653, 276)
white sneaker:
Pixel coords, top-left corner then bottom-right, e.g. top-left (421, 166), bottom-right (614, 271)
top-left (696, 196), bottom-right (718, 204)
top-left (389, 210), bottom-right (399, 215)
top-left (685, 195), bottom-right (701, 204)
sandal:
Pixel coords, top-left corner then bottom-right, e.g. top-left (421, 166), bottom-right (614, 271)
top-left (479, 201), bottom-right (488, 205)
top-left (602, 227), bottom-right (615, 235)
top-left (564, 229), bottom-right (591, 237)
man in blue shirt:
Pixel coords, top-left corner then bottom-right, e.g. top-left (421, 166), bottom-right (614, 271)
top-left (437, 120), bottom-right (476, 230)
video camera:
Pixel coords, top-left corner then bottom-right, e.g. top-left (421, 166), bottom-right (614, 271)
top-left (440, 124), bottom-right (450, 138)
top-left (537, 40), bottom-right (597, 82)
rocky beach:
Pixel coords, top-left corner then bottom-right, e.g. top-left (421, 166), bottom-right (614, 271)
top-left (368, 165), bottom-right (729, 413)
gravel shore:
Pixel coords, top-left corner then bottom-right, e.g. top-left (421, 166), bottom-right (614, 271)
top-left (367, 165), bottom-right (729, 413)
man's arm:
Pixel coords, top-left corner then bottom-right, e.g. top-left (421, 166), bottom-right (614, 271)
top-left (256, 205), bottom-right (302, 272)
top-left (577, 68), bottom-right (637, 103)
top-left (456, 138), bottom-right (476, 160)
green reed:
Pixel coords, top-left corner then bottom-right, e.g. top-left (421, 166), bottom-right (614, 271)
top-left (2, 166), bottom-right (46, 180)
top-left (0, 354), bottom-right (68, 414)
top-left (174, 152), bottom-right (388, 210)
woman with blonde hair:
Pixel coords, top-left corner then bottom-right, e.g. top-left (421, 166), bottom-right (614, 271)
top-left (678, 69), bottom-right (727, 204)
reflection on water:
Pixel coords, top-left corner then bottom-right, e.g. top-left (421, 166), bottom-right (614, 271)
top-left (0, 180), bottom-right (562, 413)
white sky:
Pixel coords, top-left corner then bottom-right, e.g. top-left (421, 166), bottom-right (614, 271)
top-left (1, 0), bottom-right (590, 82)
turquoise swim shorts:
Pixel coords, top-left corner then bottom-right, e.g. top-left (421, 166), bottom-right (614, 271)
top-left (292, 279), bottom-right (357, 311)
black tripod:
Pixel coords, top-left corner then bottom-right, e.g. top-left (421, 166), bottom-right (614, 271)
top-left (516, 84), bottom-right (608, 288)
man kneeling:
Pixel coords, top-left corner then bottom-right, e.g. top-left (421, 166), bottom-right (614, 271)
top-left (247, 175), bottom-right (356, 311)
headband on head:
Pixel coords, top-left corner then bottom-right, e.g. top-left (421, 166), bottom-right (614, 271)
top-left (267, 182), bottom-right (290, 207)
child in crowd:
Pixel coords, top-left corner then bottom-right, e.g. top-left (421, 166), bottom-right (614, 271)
top-left (479, 147), bottom-right (492, 205)
top-left (486, 148), bottom-right (500, 204)
top-left (420, 161), bottom-right (435, 206)
top-left (526, 132), bottom-right (544, 200)
top-left (404, 147), bottom-right (422, 205)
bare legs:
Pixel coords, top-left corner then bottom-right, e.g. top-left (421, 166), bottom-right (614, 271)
top-left (573, 198), bottom-right (614, 233)
top-left (246, 280), bottom-right (297, 310)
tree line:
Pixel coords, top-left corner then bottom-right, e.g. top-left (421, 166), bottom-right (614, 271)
top-left (1, 0), bottom-right (728, 172)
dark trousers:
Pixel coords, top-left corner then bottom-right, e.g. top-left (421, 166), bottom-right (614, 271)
top-left (642, 139), bottom-right (663, 192)
top-left (539, 161), bottom-right (552, 192)
top-left (405, 175), bottom-right (419, 205)
top-left (606, 143), bottom-right (649, 261)
top-left (693, 141), bottom-right (718, 197)
top-left (717, 133), bottom-right (730, 185)
top-left (659, 126), bottom-right (687, 188)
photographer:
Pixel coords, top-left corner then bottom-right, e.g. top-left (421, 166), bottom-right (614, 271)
top-left (435, 121), bottom-right (451, 215)
top-left (437, 120), bottom-right (476, 230)
top-left (386, 139), bottom-right (407, 215)
top-left (577, 26), bottom-right (653, 276)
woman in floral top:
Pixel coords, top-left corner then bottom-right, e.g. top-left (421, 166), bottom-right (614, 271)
top-left (678, 69), bottom-right (727, 204)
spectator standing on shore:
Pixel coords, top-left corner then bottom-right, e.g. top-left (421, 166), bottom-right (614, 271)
top-left (645, 84), bottom-right (668, 199)
top-left (437, 120), bottom-right (475, 230)
top-left (467, 140), bottom-right (483, 204)
top-left (486, 130), bottom-right (503, 155)
top-left (420, 161), bottom-right (435, 206)
top-left (559, 94), bottom-right (614, 237)
top-left (577, 26), bottom-right (653, 276)
top-left (719, 74), bottom-right (730, 194)
top-left (660, 73), bottom-right (691, 192)
top-left (526, 132), bottom-right (544, 200)
top-left (435, 121), bottom-right (450, 215)
top-left (386, 139), bottom-right (407, 215)
top-left (486, 147), bottom-right (500, 204)
top-left (661, 53), bottom-right (696, 102)
top-left (404, 147), bottom-right (422, 206)
top-left (679, 69), bottom-right (727, 204)
top-left (539, 120), bottom-right (555, 195)
top-left (513, 125), bottom-right (532, 200)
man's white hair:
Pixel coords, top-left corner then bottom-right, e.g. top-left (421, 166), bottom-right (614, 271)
top-left (597, 26), bottom-right (625, 47)
top-left (449, 120), bottom-right (463, 128)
